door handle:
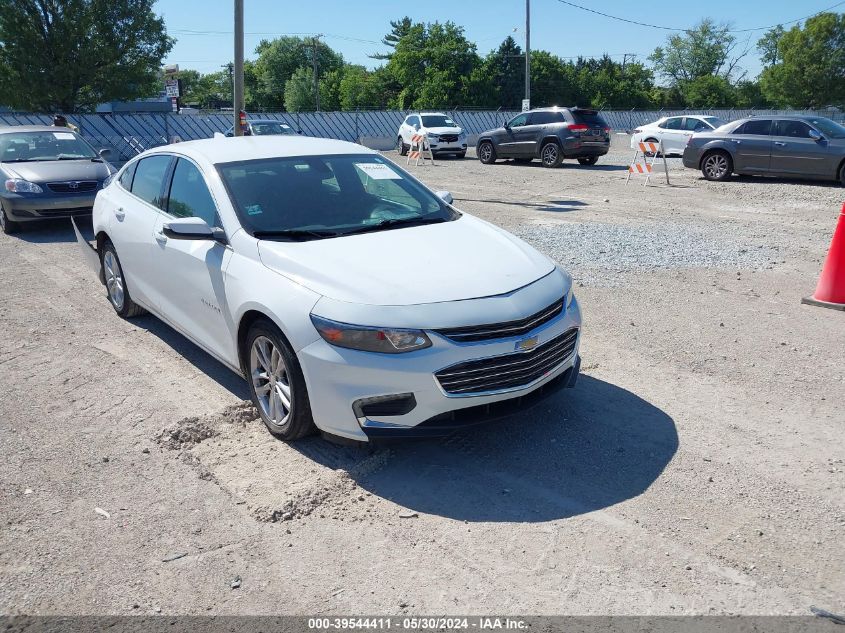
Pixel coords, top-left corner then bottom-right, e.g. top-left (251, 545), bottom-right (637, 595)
top-left (114, 207), bottom-right (125, 220)
top-left (155, 230), bottom-right (167, 244)
top-left (774, 141), bottom-right (786, 147)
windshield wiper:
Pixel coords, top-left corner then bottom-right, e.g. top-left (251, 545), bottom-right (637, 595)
top-left (338, 216), bottom-right (448, 237)
top-left (253, 228), bottom-right (341, 241)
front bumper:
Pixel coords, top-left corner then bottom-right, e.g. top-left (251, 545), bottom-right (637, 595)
top-left (682, 148), bottom-right (699, 169)
top-left (2, 192), bottom-right (97, 221)
top-left (297, 294), bottom-right (582, 442)
top-left (428, 139), bottom-right (467, 153)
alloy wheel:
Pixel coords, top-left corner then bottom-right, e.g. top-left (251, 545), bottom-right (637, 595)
top-left (704, 154), bottom-right (728, 180)
top-left (542, 143), bottom-right (559, 166)
top-left (479, 143), bottom-right (492, 162)
top-left (103, 250), bottom-right (125, 311)
top-left (250, 336), bottom-right (293, 427)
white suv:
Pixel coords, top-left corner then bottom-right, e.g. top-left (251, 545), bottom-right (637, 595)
top-left (397, 113), bottom-right (467, 158)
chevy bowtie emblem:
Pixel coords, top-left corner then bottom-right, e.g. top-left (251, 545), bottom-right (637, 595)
top-left (515, 336), bottom-right (539, 352)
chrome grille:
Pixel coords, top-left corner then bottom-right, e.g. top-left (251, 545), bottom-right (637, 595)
top-left (435, 298), bottom-right (564, 343)
top-left (435, 328), bottom-right (578, 395)
top-left (46, 181), bottom-right (98, 193)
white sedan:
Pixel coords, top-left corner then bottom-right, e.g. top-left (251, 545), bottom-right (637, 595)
top-left (75, 136), bottom-right (581, 442)
top-left (631, 114), bottom-right (728, 156)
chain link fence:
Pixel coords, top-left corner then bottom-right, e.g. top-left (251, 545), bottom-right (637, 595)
top-left (2, 108), bottom-right (841, 163)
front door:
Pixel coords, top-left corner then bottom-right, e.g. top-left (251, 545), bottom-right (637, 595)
top-left (149, 157), bottom-right (236, 364)
top-left (770, 119), bottom-right (831, 177)
top-left (498, 113), bottom-right (532, 157)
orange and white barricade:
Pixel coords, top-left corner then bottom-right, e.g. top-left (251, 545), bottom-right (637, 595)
top-left (625, 140), bottom-right (669, 186)
top-left (407, 133), bottom-right (435, 166)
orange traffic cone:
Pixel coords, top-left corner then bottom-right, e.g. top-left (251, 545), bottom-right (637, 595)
top-left (802, 202), bottom-right (845, 311)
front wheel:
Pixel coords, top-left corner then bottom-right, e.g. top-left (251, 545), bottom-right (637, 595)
top-left (397, 136), bottom-right (408, 156)
top-left (101, 241), bottom-right (146, 318)
top-left (540, 141), bottom-right (563, 168)
top-left (578, 156), bottom-right (598, 166)
top-left (701, 151), bottom-right (733, 181)
top-left (0, 206), bottom-right (20, 235)
top-left (477, 141), bottom-right (496, 164)
top-left (245, 319), bottom-right (316, 441)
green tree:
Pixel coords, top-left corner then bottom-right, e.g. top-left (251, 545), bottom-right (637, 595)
top-left (649, 19), bottom-right (747, 85)
top-left (253, 36), bottom-right (344, 110)
top-left (530, 51), bottom-right (576, 108)
top-left (369, 16), bottom-right (413, 61)
top-left (683, 75), bottom-right (736, 108)
top-left (284, 66), bottom-right (315, 112)
top-left (482, 36), bottom-right (525, 109)
top-left (759, 13), bottom-right (845, 108)
top-left (338, 65), bottom-right (386, 110)
top-left (0, 0), bottom-right (173, 112)
top-left (757, 25), bottom-right (785, 67)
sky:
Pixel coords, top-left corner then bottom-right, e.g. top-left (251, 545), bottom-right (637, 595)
top-left (155, 0), bottom-right (843, 80)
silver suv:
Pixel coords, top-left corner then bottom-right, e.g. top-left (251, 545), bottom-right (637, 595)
top-left (476, 107), bottom-right (610, 168)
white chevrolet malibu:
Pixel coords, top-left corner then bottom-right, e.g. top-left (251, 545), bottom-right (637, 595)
top-left (76, 136), bottom-right (582, 442)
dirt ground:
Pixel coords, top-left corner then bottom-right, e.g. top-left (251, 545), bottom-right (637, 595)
top-left (0, 137), bottom-right (843, 616)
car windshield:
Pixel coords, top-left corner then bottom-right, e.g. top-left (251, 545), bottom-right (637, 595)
top-left (806, 117), bottom-right (845, 139)
top-left (421, 115), bottom-right (456, 127)
top-left (0, 130), bottom-right (98, 162)
top-left (704, 116), bottom-right (727, 128)
top-left (218, 154), bottom-right (458, 240)
top-left (251, 122), bottom-right (294, 136)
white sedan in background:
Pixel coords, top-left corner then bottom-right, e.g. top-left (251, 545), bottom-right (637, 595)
top-left (631, 114), bottom-right (728, 156)
top-left (75, 136), bottom-right (582, 443)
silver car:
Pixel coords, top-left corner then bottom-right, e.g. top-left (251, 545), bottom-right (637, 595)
top-left (682, 116), bottom-right (845, 185)
top-left (0, 126), bottom-right (114, 234)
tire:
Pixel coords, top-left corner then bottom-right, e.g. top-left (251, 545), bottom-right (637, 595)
top-left (701, 151), bottom-right (733, 181)
top-left (397, 136), bottom-right (408, 156)
top-left (244, 318), bottom-right (316, 441)
top-left (839, 161), bottom-right (845, 187)
top-left (456, 151), bottom-right (466, 159)
top-left (477, 141), bottom-right (496, 164)
top-left (101, 240), bottom-right (146, 318)
top-left (540, 141), bottom-right (563, 168)
top-left (578, 156), bottom-right (598, 166)
top-left (0, 205), bottom-right (21, 235)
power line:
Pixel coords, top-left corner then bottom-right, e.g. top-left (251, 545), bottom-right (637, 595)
top-left (552, 0), bottom-right (845, 32)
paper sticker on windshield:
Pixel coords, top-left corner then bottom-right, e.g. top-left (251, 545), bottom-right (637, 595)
top-left (356, 163), bottom-right (402, 180)
top-left (246, 204), bottom-right (263, 216)
top-left (53, 132), bottom-right (75, 140)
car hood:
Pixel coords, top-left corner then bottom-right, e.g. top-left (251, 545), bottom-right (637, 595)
top-left (1, 159), bottom-right (112, 183)
top-left (424, 126), bottom-right (463, 135)
top-left (257, 214), bottom-right (555, 306)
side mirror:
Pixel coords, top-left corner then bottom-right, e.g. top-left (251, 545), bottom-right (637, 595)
top-left (809, 128), bottom-right (824, 142)
top-left (98, 148), bottom-right (112, 159)
top-left (213, 132), bottom-right (226, 139)
top-left (435, 190), bottom-right (453, 205)
top-left (225, 131), bottom-right (234, 137)
top-left (162, 217), bottom-right (226, 243)
top-left (413, 123), bottom-right (420, 131)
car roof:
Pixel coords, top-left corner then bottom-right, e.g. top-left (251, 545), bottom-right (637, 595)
top-left (417, 112), bottom-right (448, 116)
top-left (144, 135), bottom-right (377, 164)
top-left (248, 119), bottom-right (292, 125)
top-left (0, 125), bottom-right (72, 134)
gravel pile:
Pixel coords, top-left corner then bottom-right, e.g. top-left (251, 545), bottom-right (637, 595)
top-left (516, 221), bottom-right (774, 286)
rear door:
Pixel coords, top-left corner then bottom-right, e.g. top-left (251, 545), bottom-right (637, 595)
top-left (656, 117), bottom-right (686, 153)
top-left (679, 117), bottom-right (710, 153)
top-left (149, 157), bottom-right (235, 362)
top-left (729, 119), bottom-right (773, 173)
top-left (770, 119), bottom-right (831, 177)
top-left (105, 154), bottom-right (173, 308)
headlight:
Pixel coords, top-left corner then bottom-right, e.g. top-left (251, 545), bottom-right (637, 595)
top-left (5, 179), bottom-right (43, 193)
top-left (310, 314), bottom-right (432, 354)
top-left (427, 134), bottom-right (439, 141)
top-left (458, 131), bottom-right (466, 138)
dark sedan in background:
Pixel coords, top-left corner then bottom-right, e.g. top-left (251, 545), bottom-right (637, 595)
top-left (0, 126), bottom-right (114, 234)
top-left (683, 115), bottom-right (845, 185)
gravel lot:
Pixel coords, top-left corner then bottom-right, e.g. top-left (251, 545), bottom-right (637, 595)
top-left (0, 136), bottom-right (843, 616)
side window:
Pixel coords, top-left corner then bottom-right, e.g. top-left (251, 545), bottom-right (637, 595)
top-left (410, 116), bottom-right (420, 128)
top-left (119, 161), bottom-right (137, 190)
top-left (662, 117), bottom-right (683, 130)
top-left (131, 155), bottom-right (172, 209)
top-left (684, 118), bottom-right (708, 132)
top-left (509, 113), bottom-right (529, 127)
top-left (166, 158), bottom-right (219, 227)
top-left (530, 111), bottom-right (563, 125)
top-left (734, 119), bottom-right (772, 135)
top-left (773, 120), bottom-right (813, 138)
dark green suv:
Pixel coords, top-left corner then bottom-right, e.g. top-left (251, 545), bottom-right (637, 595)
top-left (476, 107), bottom-right (611, 168)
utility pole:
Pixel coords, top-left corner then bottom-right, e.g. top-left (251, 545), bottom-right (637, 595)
top-left (524, 0), bottom-right (531, 109)
top-left (312, 34), bottom-right (323, 112)
top-left (233, 0), bottom-right (245, 135)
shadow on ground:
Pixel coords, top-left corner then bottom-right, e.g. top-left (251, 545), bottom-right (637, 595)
top-left (458, 197), bottom-right (588, 213)
top-left (296, 375), bottom-right (678, 523)
top-left (8, 216), bottom-right (88, 243)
